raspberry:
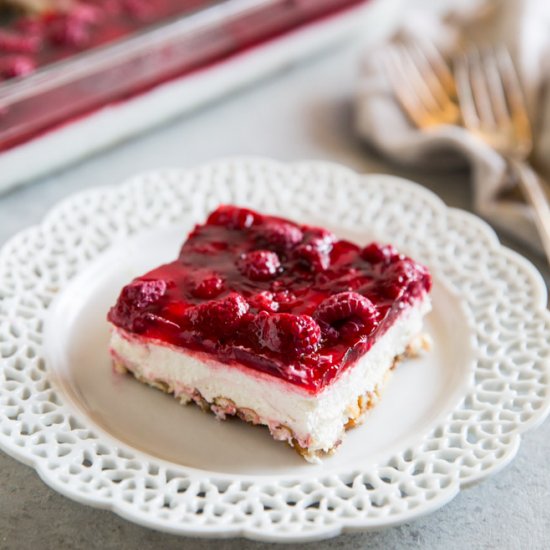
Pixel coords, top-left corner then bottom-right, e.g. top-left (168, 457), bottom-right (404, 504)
top-left (393, 259), bottom-right (418, 284)
top-left (314, 292), bottom-right (379, 334)
top-left (187, 293), bottom-right (249, 336)
top-left (295, 241), bottom-right (330, 272)
top-left (339, 319), bottom-right (369, 343)
top-left (122, 279), bottom-right (167, 309)
top-left (382, 259), bottom-right (431, 299)
top-left (248, 291), bottom-right (279, 312)
top-left (252, 312), bottom-right (321, 357)
top-left (191, 274), bottom-right (225, 299)
top-left (0, 31), bottom-right (40, 54)
top-left (49, 15), bottom-right (91, 48)
top-left (0, 56), bottom-right (35, 79)
top-left (420, 265), bottom-right (432, 293)
top-left (261, 221), bottom-right (303, 251)
top-left (361, 243), bottom-right (400, 264)
top-left (207, 205), bottom-right (257, 230)
top-left (273, 290), bottom-right (297, 308)
top-left (294, 228), bottom-right (335, 272)
top-left (380, 282), bottom-right (403, 300)
top-left (306, 227), bottom-right (336, 243)
top-left (108, 279), bottom-right (167, 332)
top-left (238, 250), bottom-right (281, 281)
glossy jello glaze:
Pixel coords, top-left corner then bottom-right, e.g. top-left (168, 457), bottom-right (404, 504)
top-left (108, 206), bottom-right (432, 393)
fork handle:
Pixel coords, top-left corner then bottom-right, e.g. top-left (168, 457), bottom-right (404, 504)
top-left (510, 158), bottom-right (550, 265)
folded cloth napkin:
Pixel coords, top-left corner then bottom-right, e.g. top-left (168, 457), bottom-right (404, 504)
top-left (355, 0), bottom-right (550, 254)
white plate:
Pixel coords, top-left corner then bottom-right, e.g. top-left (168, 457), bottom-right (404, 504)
top-left (1, 158), bottom-right (549, 542)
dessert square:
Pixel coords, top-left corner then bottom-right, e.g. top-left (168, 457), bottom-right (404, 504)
top-left (108, 205), bottom-right (432, 462)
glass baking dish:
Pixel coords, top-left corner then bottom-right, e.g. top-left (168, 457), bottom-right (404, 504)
top-left (0, 0), bottom-right (368, 152)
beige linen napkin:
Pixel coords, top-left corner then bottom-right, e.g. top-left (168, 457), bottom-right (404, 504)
top-left (355, 0), bottom-right (550, 253)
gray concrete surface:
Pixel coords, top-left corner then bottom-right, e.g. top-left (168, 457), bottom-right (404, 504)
top-left (1, 26), bottom-right (549, 550)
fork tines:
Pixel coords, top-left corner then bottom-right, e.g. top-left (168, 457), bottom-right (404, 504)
top-left (454, 46), bottom-right (532, 154)
top-left (382, 40), bottom-right (459, 128)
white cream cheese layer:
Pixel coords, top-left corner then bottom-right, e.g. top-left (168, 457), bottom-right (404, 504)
top-left (109, 297), bottom-right (431, 457)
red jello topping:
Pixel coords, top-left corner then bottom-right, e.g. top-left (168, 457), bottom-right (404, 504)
top-left (108, 206), bottom-right (432, 393)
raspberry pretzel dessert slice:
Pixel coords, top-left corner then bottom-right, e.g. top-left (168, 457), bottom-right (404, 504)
top-left (108, 206), bottom-right (432, 462)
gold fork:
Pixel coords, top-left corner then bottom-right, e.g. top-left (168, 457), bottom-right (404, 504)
top-left (454, 46), bottom-right (550, 263)
top-left (384, 40), bottom-right (550, 262)
top-left (383, 40), bottom-right (460, 128)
